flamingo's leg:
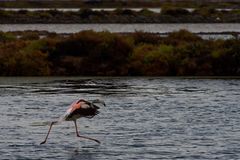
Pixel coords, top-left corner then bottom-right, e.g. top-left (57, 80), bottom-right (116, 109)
top-left (40, 121), bottom-right (55, 145)
top-left (74, 120), bottom-right (100, 144)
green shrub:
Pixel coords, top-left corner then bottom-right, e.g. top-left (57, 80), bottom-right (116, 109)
top-left (132, 31), bottom-right (162, 45)
top-left (22, 40), bottom-right (47, 53)
top-left (139, 8), bottom-right (155, 16)
top-left (17, 9), bottom-right (28, 14)
top-left (0, 10), bottom-right (11, 17)
top-left (113, 8), bottom-right (135, 15)
top-left (20, 32), bottom-right (40, 40)
top-left (193, 7), bottom-right (216, 16)
top-left (0, 32), bottom-right (16, 42)
top-left (39, 12), bottom-right (52, 19)
top-left (166, 29), bottom-right (202, 45)
top-left (50, 30), bottom-right (133, 75)
top-left (12, 51), bottom-right (50, 76)
top-left (161, 7), bottom-right (190, 16)
top-left (0, 40), bottom-right (50, 76)
top-left (78, 8), bottom-right (94, 18)
top-left (130, 44), bottom-right (174, 75)
top-left (47, 9), bottom-right (61, 16)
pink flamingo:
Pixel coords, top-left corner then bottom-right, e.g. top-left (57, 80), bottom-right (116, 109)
top-left (40, 99), bottom-right (105, 145)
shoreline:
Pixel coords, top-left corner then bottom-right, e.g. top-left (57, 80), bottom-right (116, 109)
top-left (4, 30), bottom-right (240, 40)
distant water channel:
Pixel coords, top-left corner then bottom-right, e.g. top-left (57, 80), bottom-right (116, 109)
top-left (1, 23), bottom-right (240, 34)
top-left (1, 7), bottom-right (163, 12)
top-left (0, 8), bottom-right (235, 13)
top-left (0, 77), bottom-right (240, 159)
top-left (1, 23), bottom-right (240, 39)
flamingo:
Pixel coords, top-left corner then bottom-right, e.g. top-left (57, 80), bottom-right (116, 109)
top-left (40, 99), bottom-right (105, 145)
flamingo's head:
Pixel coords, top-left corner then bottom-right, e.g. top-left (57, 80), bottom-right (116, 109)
top-left (91, 99), bottom-right (106, 107)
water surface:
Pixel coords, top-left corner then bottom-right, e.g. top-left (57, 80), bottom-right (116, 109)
top-left (0, 77), bottom-right (240, 159)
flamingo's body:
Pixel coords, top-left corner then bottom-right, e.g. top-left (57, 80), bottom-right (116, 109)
top-left (40, 99), bottom-right (105, 145)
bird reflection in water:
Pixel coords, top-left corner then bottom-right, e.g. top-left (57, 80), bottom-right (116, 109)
top-left (69, 147), bottom-right (99, 160)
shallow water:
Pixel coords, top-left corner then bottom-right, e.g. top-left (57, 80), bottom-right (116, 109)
top-left (0, 77), bottom-right (240, 159)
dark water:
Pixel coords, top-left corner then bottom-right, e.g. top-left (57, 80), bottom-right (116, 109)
top-left (0, 77), bottom-right (240, 159)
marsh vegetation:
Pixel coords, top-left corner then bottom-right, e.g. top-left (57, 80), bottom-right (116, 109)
top-left (0, 30), bottom-right (240, 76)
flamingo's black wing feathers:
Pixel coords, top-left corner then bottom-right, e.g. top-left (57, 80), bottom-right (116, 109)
top-left (68, 100), bottom-right (99, 119)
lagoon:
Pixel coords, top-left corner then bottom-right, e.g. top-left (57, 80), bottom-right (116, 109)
top-left (0, 77), bottom-right (240, 159)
